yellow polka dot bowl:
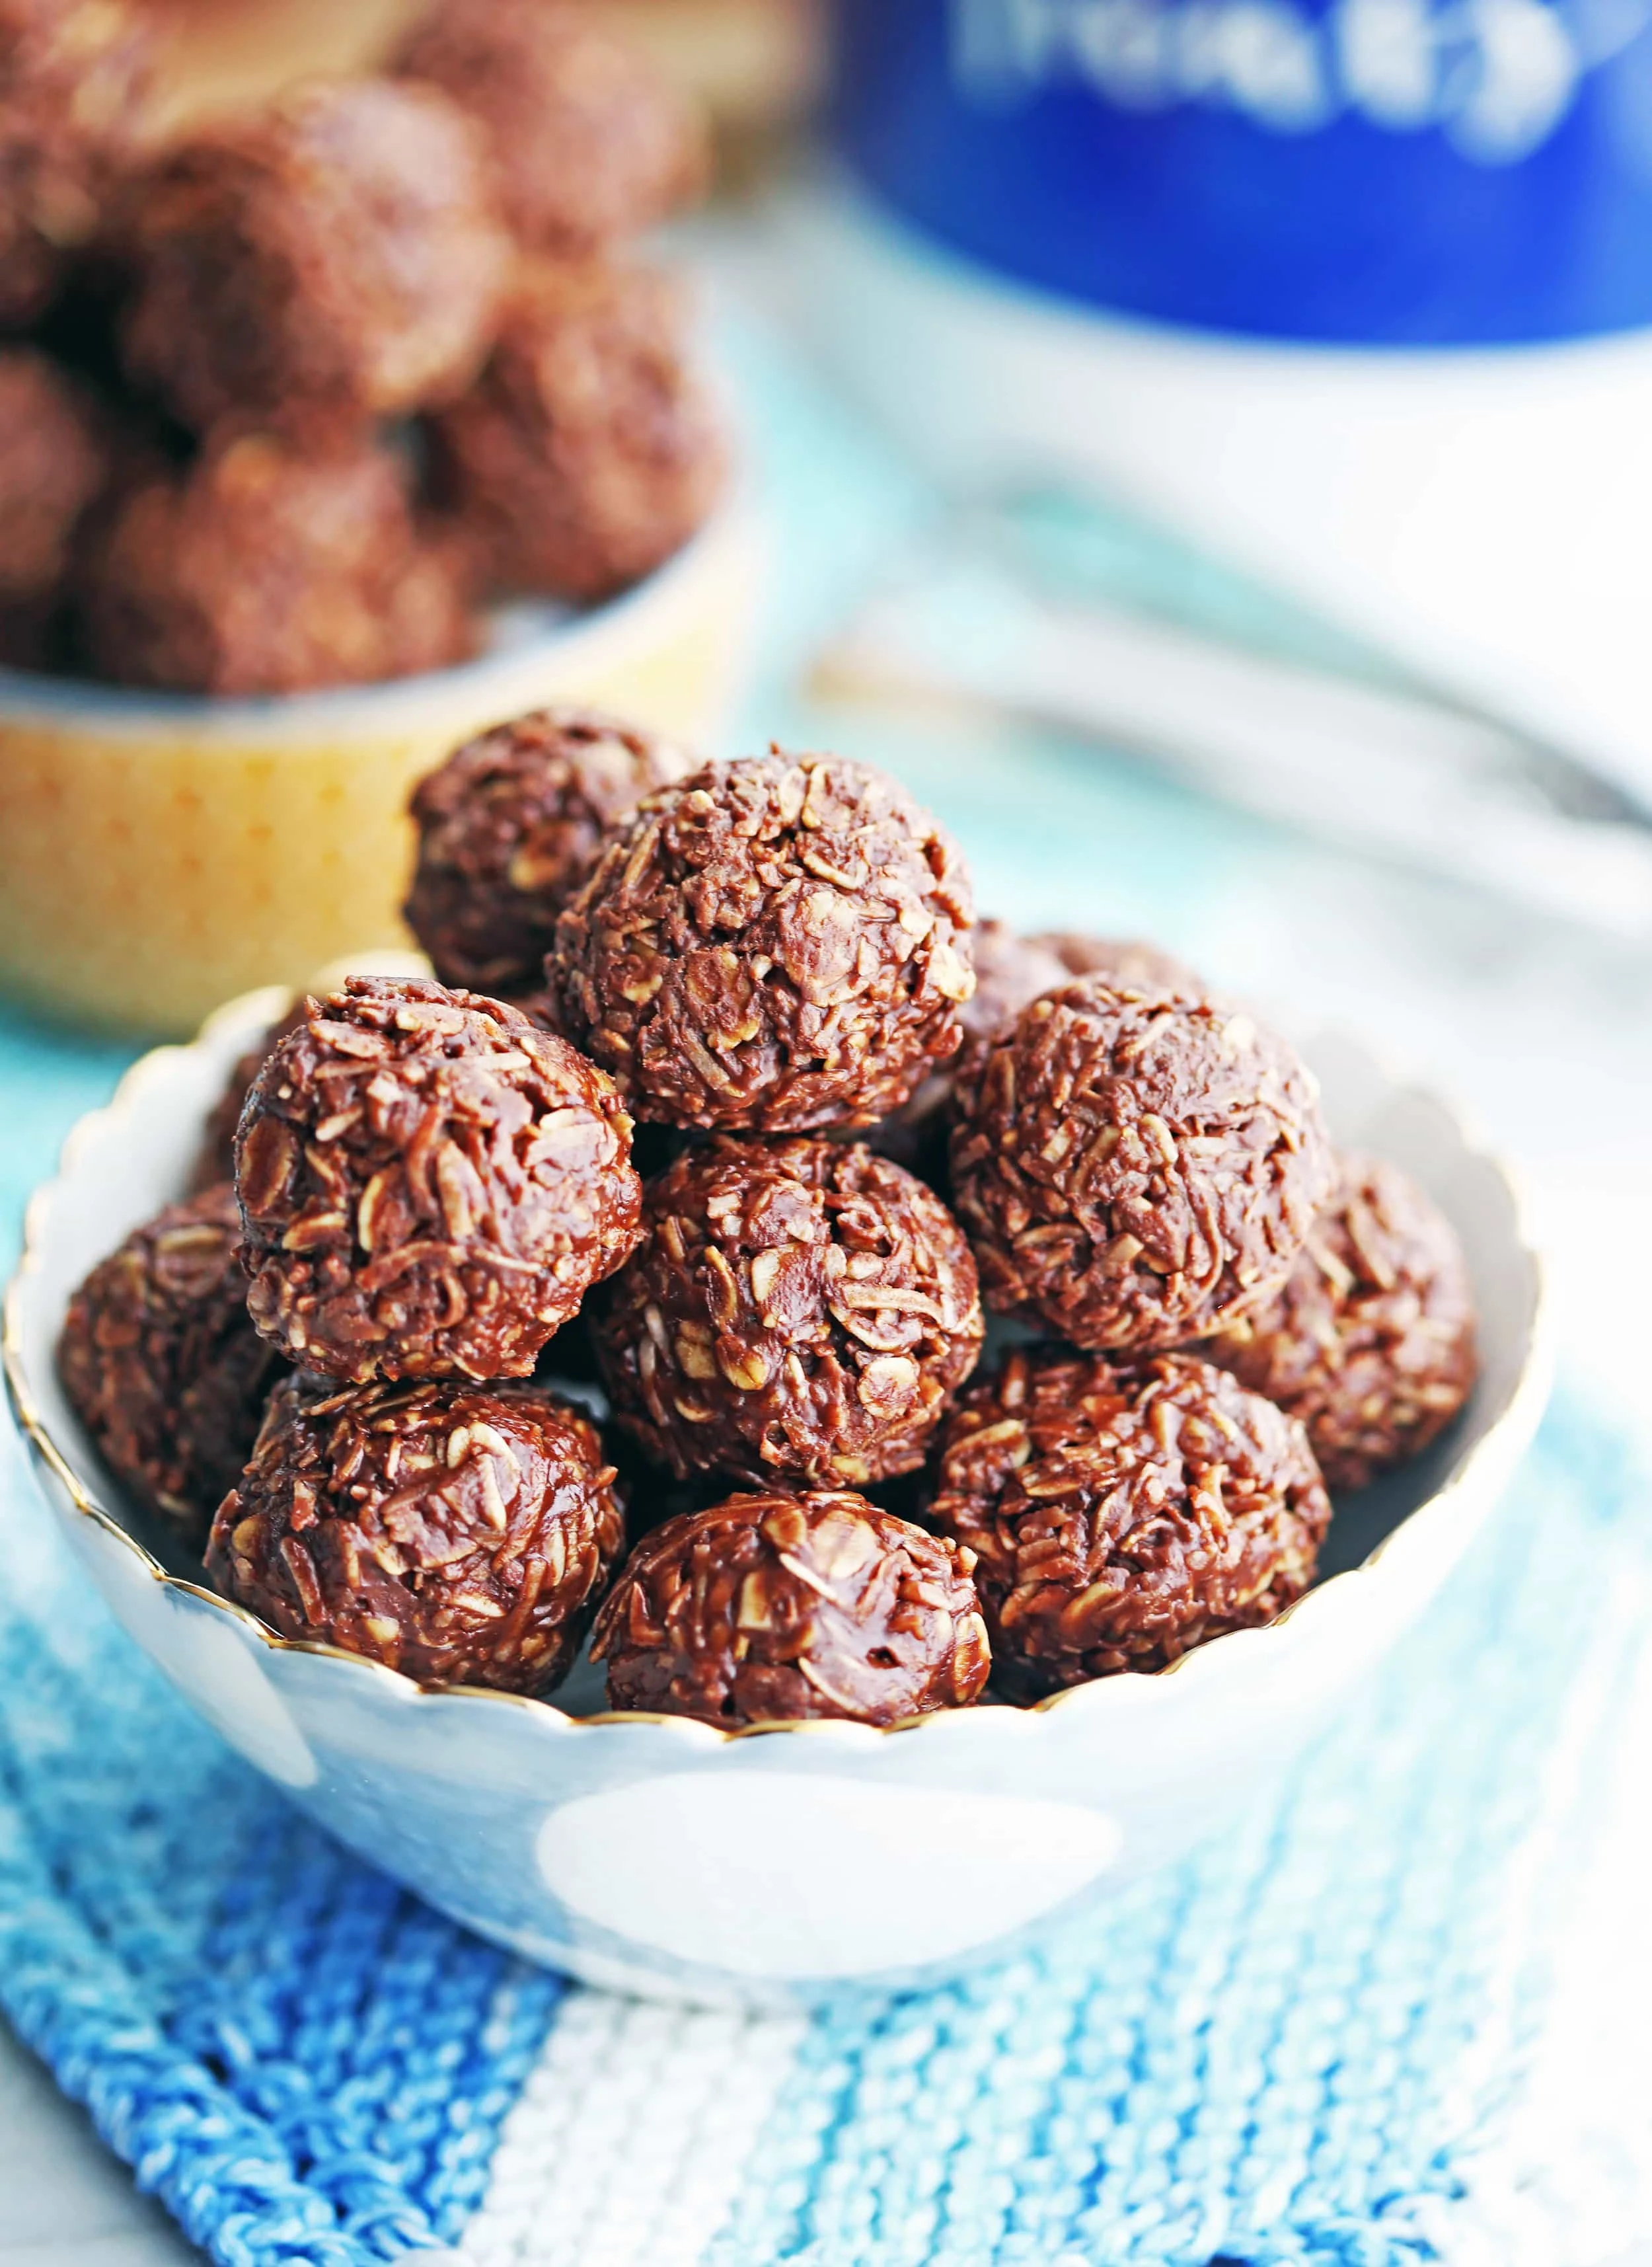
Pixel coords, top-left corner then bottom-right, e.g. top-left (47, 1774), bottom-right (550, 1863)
top-left (0, 495), bottom-right (762, 1036)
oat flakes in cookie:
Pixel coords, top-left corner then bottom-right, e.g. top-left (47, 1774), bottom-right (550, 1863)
top-left (930, 1346), bottom-right (1330, 1695)
top-left (592, 1488), bottom-right (991, 1726)
top-left (207, 1373), bottom-right (623, 1691)
top-left (406, 707), bottom-right (695, 998)
top-left (552, 753), bottom-right (976, 1130)
top-left (591, 1135), bottom-right (983, 1486)
top-left (57, 1183), bottom-right (285, 1550)
top-left (951, 976), bottom-right (1333, 1350)
top-left (1199, 1153), bottom-right (1477, 1492)
top-left (235, 976), bottom-right (641, 1383)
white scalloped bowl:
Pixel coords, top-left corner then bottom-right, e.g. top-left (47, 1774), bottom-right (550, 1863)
top-left (5, 987), bottom-right (1550, 2007)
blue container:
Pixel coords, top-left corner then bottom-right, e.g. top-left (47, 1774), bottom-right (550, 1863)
top-left (829, 0), bottom-right (1652, 344)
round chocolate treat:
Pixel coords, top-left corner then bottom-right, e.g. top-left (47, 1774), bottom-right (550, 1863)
top-left (951, 977), bottom-right (1333, 1350)
top-left (930, 1346), bottom-right (1330, 1694)
top-left (57, 1184), bottom-right (285, 1550)
top-left (870, 919), bottom-right (1070, 1174)
top-left (1199, 1153), bottom-right (1477, 1492)
top-left (508, 983), bottom-right (567, 1038)
top-left (235, 976), bottom-right (642, 1383)
top-left (207, 1373), bottom-right (623, 1691)
top-left (591, 1135), bottom-right (983, 1486)
top-left (406, 707), bottom-right (695, 997)
top-left (118, 78), bottom-right (509, 432)
top-left (962, 921), bottom-right (1072, 1043)
top-left (426, 257), bottom-right (724, 605)
top-left (188, 1001), bottom-right (310, 1196)
top-left (552, 753), bottom-right (976, 1131)
top-left (1029, 932), bottom-right (1203, 993)
top-left (396, 0), bottom-right (707, 257)
top-left (79, 428), bottom-right (476, 695)
top-left (0, 0), bottom-right (155, 326)
top-left (0, 347), bottom-right (108, 604)
top-left (591, 1487), bottom-right (991, 1726)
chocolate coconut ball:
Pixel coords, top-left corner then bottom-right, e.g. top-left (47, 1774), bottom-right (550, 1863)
top-left (207, 1373), bottom-right (623, 1691)
top-left (235, 976), bottom-right (642, 1383)
top-left (0, 0), bottom-right (155, 326)
top-left (591, 1488), bottom-right (991, 1726)
top-left (406, 707), bottom-right (695, 997)
top-left (870, 920), bottom-right (1070, 1176)
top-left (1199, 1153), bottom-right (1477, 1492)
top-left (119, 78), bottom-right (510, 432)
top-left (552, 753), bottom-right (976, 1131)
top-left (961, 921), bottom-right (1073, 1045)
top-left (591, 1136), bottom-right (983, 1487)
top-left (0, 346), bottom-right (107, 605)
top-left (930, 1346), bottom-right (1330, 1695)
top-left (1029, 933), bottom-right (1203, 993)
top-left (426, 257), bottom-right (724, 605)
top-left (188, 1001), bottom-right (310, 1196)
top-left (79, 428), bottom-right (476, 695)
top-left (396, 0), bottom-right (707, 258)
top-left (57, 1184), bottom-right (285, 1550)
top-left (951, 976), bottom-right (1334, 1350)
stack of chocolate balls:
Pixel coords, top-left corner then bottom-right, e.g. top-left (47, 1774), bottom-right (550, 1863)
top-left (1, 0), bottom-right (722, 688)
top-left (58, 712), bottom-right (1478, 1730)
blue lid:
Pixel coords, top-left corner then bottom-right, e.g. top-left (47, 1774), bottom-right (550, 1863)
top-left (829, 0), bottom-right (1652, 344)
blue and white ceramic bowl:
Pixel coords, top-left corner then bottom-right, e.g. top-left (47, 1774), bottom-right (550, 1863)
top-left (5, 984), bottom-right (1549, 2007)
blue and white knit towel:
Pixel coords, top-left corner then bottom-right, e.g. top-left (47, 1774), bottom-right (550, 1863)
top-left (4, 1393), bottom-right (1652, 2267)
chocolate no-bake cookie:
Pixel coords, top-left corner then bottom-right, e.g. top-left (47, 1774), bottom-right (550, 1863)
top-left (1199, 1153), bottom-right (1477, 1491)
top-left (930, 1346), bottom-right (1330, 1695)
top-left (591, 1135), bottom-right (983, 1486)
top-left (396, 0), bottom-right (707, 257)
top-left (0, 0), bottom-right (155, 326)
top-left (426, 257), bottom-right (724, 605)
top-left (235, 976), bottom-right (642, 1382)
top-left (119, 78), bottom-right (509, 432)
top-left (79, 428), bottom-right (476, 695)
top-left (406, 707), bottom-right (695, 997)
top-left (552, 753), bottom-right (976, 1130)
top-left (57, 1183), bottom-right (285, 1549)
top-left (207, 1371), bottom-right (623, 1690)
top-left (1029, 933), bottom-right (1203, 994)
top-left (592, 1486), bottom-right (991, 1726)
top-left (959, 921), bottom-right (1071, 1051)
top-left (0, 346), bottom-right (108, 606)
top-left (950, 976), bottom-right (1333, 1350)
top-left (870, 919), bottom-right (1069, 1176)
top-left (189, 1001), bottom-right (310, 1196)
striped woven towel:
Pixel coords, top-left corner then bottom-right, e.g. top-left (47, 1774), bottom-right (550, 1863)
top-left (5, 1397), bottom-right (1652, 2267)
